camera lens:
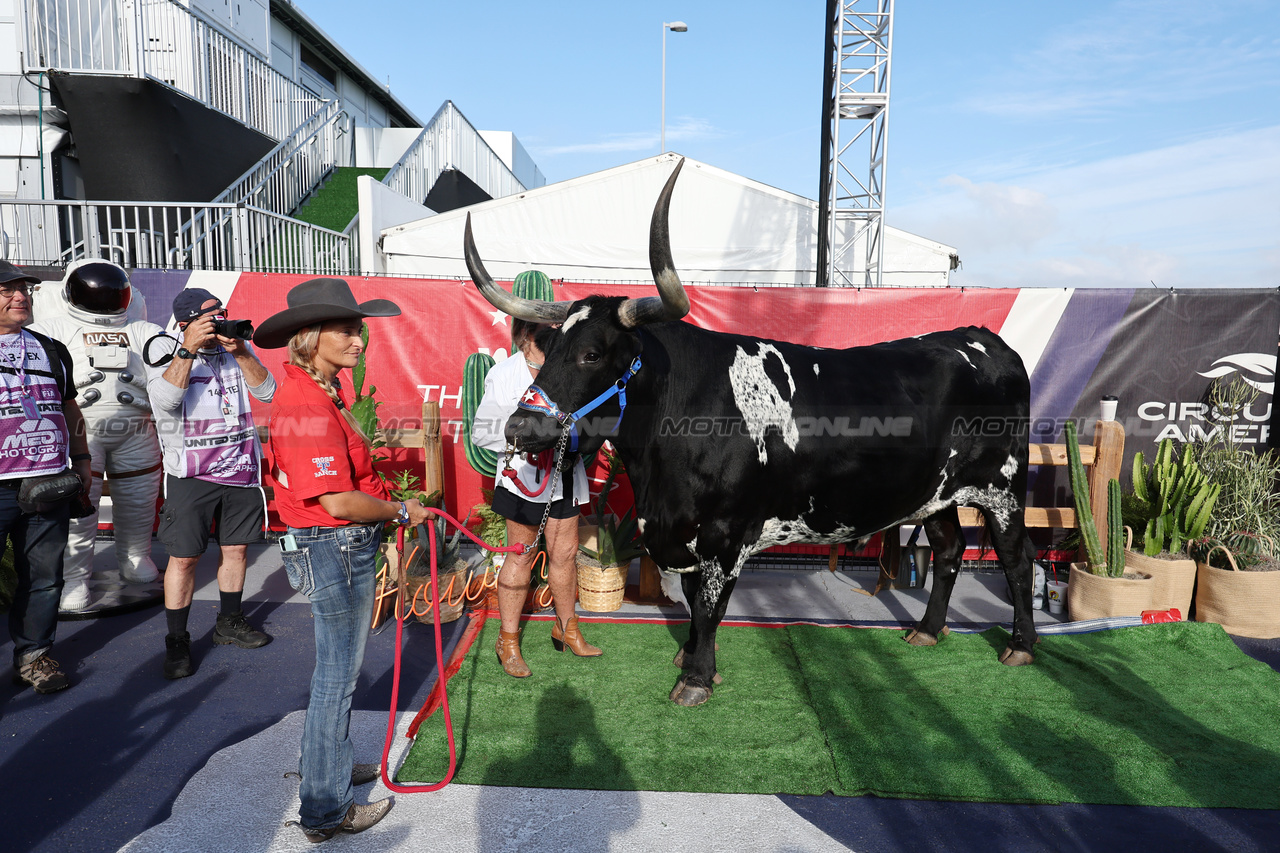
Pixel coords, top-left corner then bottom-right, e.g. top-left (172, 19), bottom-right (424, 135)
top-left (211, 318), bottom-right (255, 339)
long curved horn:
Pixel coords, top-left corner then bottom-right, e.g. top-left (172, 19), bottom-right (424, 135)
top-left (464, 213), bottom-right (573, 324)
top-left (617, 158), bottom-right (691, 329)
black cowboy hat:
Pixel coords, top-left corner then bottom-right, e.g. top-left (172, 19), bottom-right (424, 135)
top-left (253, 278), bottom-right (401, 349)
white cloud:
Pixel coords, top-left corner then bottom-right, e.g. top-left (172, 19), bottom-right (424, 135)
top-left (536, 117), bottom-right (720, 157)
top-left (966, 1), bottom-right (1280, 119)
top-left (891, 125), bottom-right (1280, 288)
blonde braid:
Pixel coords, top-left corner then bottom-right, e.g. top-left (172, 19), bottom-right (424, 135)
top-left (288, 325), bottom-right (373, 447)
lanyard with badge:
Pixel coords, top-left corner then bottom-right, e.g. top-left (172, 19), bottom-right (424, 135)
top-left (7, 333), bottom-right (42, 422)
top-left (201, 351), bottom-right (240, 429)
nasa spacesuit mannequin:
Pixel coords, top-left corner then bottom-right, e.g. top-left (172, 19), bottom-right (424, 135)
top-left (31, 260), bottom-right (164, 611)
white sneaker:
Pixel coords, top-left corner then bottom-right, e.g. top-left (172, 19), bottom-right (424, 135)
top-left (121, 556), bottom-right (159, 584)
top-left (60, 580), bottom-right (92, 611)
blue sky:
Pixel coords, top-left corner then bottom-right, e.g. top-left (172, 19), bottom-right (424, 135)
top-left (301, 0), bottom-right (1279, 288)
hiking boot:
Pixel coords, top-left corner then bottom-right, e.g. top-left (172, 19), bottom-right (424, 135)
top-left (164, 632), bottom-right (193, 680)
top-left (13, 655), bottom-right (70, 694)
top-left (301, 798), bottom-right (393, 843)
top-left (213, 610), bottom-right (272, 649)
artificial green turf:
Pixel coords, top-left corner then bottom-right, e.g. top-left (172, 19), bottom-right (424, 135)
top-left (292, 167), bottom-right (389, 232)
top-left (401, 619), bottom-right (836, 795)
top-left (399, 619), bottom-right (1280, 808)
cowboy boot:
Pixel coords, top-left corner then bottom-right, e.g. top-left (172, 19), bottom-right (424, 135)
top-left (551, 615), bottom-right (603, 657)
top-left (495, 629), bottom-right (531, 678)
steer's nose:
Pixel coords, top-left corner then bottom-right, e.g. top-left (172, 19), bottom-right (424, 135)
top-left (505, 414), bottom-right (529, 451)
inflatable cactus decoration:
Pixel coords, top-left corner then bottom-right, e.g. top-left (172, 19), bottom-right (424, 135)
top-left (462, 352), bottom-right (498, 477)
top-left (1065, 420), bottom-right (1106, 574)
top-left (513, 269), bottom-right (554, 302)
top-left (1106, 478), bottom-right (1125, 578)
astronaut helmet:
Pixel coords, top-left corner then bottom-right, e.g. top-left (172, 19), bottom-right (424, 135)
top-left (64, 259), bottom-right (132, 325)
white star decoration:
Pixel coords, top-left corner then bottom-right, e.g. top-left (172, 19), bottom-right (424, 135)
top-left (522, 389), bottom-right (538, 403)
top-left (490, 309), bottom-right (509, 327)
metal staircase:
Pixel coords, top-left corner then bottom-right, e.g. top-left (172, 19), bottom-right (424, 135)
top-left (3, 0), bottom-right (529, 275)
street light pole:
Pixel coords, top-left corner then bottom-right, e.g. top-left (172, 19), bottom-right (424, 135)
top-left (662, 21), bottom-right (688, 153)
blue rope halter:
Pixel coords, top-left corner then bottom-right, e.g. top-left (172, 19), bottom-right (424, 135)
top-left (515, 355), bottom-right (643, 453)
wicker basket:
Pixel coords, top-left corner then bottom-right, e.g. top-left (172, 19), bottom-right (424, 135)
top-left (1068, 562), bottom-right (1154, 621)
top-left (404, 560), bottom-right (468, 624)
top-left (1124, 549), bottom-right (1196, 614)
top-left (576, 554), bottom-right (628, 612)
top-left (1194, 546), bottom-right (1280, 639)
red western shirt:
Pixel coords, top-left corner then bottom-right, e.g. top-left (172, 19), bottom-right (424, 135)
top-left (268, 364), bottom-right (388, 528)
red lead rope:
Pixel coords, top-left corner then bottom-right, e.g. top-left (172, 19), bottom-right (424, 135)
top-left (379, 509), bottom-right (527, 793)
top-left (501, 450), bottom-right (554, 497)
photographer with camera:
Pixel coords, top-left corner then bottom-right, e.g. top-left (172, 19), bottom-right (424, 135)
top-left (146, 288), bottom-right (275, 680)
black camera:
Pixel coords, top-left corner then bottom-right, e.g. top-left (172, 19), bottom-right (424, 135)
top-left (211, 318), bottom-right (255, 339)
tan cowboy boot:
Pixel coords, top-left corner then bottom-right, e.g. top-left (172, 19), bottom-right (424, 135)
top-left (551, 615), bottom-right (603, 657)
top-left (495, 629), bottom-right (531, 678)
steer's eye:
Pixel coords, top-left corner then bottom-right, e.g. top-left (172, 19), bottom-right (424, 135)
top-left (581, 351), bottom-right (601, 365)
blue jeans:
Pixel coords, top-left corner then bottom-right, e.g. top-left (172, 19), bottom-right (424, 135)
top-left (281, 522), bottom-right (382, 831)
top-left (1, 487), bottom-right (70, 668)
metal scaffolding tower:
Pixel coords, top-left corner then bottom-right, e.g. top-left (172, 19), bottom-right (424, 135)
top-left (818, 0), bottom-right (893, 287)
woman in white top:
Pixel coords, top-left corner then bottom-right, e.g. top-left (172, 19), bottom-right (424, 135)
top-left (471, 318), bottom-right (600, 677)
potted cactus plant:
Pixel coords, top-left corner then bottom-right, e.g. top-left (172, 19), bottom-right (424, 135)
top-left (1186, 378), bottom-right (1280, 638)
top-left (577, 446), bottom-right (646, 612)
top-left (1064, 420), bottom-right (1154, 620)
top-left (1121, 437), bottom-right (1218, 614)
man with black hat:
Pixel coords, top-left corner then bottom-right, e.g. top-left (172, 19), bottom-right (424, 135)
top-left (145, 287), bottom-right (275, 680)
top-left (0, 260), bottom-right (92, 694)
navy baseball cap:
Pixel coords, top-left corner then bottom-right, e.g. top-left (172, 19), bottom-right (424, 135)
top-left (172, 288), bottom-right (222, 323)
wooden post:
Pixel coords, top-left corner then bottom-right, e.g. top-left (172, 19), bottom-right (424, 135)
top-left (421, 400), bottom-right (443, 501)
top-left (626, 554), bottom-right (673, 605)
top-left (1089, 419), bottom-right (1125, 544)
top-left (638, 554), bottom-right (664, 600)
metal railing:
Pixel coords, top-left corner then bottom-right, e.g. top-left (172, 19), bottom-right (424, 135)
top-left (22, 0), bottom-right (324, 141)
top-left (382, 101), bottom-right (524, 206)
top-left (210, 99), bottom-right (347, 210)
top-left (0, 198), bottom-right (352, 275)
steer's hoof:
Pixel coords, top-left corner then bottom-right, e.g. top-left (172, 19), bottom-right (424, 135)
top-left (671, 649), bottom-right (722, 684)
top-left (999, 646), bottom-right (1035, 666)
top-left (904, 625), bottom-right (949, 646)
top-left (672, 643), bottom-right (721, 669)
top-left (669, 676), bottom-right (712, 707)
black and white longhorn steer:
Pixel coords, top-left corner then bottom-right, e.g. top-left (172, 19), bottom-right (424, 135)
top-left (465, 159), bottom-right (1038, 707)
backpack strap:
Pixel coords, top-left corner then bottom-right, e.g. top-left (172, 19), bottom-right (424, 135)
top-left (23, 329), bottom-right (69, 401)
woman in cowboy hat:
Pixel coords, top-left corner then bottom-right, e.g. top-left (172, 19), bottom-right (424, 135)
top-left (254, 278), bottom-right (431, 843)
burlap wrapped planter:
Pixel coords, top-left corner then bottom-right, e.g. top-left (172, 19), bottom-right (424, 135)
top-left (1068, 563), bottom-right (1154, 621)
top-left (576, 554), bottom-right (628, 612)
top-left (1194, 547), bottom-right (1280, 639)
top-left (404, 559), bottom-right (469, 624)
top-left (1124, 549), bottom-right (1196, 614)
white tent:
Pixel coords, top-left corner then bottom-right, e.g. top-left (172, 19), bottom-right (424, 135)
top-left (374, 153), bottom-right (958, 287)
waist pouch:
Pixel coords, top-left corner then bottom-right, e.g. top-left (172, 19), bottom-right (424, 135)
top-left (17, 470), bottom-right (85, 514)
